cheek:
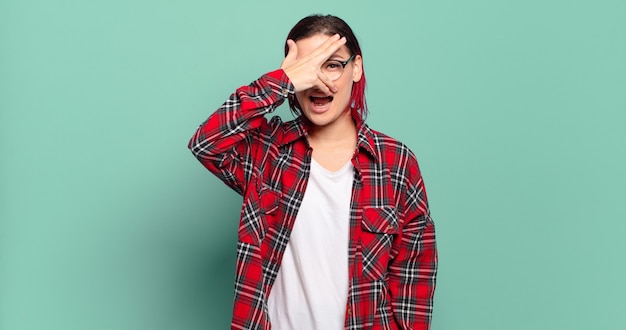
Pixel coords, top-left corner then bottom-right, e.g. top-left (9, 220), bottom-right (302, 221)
top-left (335, 83), bottom-right (354, 103)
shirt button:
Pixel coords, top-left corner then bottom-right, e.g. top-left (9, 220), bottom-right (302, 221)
top-left (387, 225), bottom-right (394, 231)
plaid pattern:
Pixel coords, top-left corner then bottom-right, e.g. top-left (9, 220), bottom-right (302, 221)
top-left (189, 69), bottom-right (437, 330)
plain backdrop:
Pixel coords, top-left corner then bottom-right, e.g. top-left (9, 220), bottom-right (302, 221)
top-left (1, 0), bottom-right (625, 329)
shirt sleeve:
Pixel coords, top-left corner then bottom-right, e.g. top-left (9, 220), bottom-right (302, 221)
top-left (389, 160), bottom-right (438, 330)
top-left (188, 69), bottom-right (295, 195)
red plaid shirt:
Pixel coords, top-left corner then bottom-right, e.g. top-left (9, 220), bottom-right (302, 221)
top-left (189, 69), bottom-right (437, 330)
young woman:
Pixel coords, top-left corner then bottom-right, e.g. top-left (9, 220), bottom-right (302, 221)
top-left (189, 15), bottom-right (437, 330)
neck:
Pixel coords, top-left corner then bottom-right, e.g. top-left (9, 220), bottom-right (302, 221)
top-left (305, 110), bottom-right (359, 172)
top-left (306, 111), bottom-right (357, 145)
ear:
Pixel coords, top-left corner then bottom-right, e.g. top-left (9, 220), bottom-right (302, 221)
top-left (351, 55), bottom-right (363, 83)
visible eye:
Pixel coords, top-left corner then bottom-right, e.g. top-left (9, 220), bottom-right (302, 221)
top-left (322, 61), bottom-right (343, 72)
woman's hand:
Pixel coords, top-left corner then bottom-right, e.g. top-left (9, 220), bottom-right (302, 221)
top-left (280, 34), bottom-right (346, 96)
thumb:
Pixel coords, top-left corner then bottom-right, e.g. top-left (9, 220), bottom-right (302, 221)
top-left (284, 39), bottom-right (298, 62)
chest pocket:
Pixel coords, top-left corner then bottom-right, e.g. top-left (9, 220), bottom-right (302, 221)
top-left (361, 206), bottom-right (399, 281)
top-left (239, 183), bottom-right (282, 246)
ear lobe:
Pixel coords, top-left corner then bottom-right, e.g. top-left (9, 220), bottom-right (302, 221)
top-left (352, 55), bottom-right (363, 83)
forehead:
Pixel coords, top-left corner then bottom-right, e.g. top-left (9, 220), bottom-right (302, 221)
top-left (294, 33), bottom-right (350, 57)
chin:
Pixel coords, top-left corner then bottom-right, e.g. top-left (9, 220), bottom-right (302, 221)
top-left (307, 118), bottom-right (335, 127)
top-left (302, 112), bottom-right (332, 126)
top-left (302, 107), bottom-right (350, 128)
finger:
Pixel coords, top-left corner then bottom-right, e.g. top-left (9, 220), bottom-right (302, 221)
top-left (314, 35), bottom-right (346, 60)
top-left (317, 71), bottom-right (337, 94)
top-left (298, 34), bottom-right (341, 63)
top-left (281, 40), bottom-right (298, 71)
top-left (314, 81), bottom-right (331, 96)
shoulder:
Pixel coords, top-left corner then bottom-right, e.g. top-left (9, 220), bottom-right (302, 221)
top-left (366, 126), bottom-right (421, 170)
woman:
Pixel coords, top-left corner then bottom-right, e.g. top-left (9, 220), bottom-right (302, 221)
top-left (189, 14), bottom-right (437, 330)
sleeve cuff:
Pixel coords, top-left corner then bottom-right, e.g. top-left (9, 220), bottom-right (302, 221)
top-left (265, 69), bottom-right (295, 98)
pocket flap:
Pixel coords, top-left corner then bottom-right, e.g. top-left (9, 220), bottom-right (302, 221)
top-left (362, 206), bottom-right (399, 234)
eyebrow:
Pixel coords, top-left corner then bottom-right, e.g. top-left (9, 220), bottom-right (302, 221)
top-left (328, 54), bottom-right (348, 61)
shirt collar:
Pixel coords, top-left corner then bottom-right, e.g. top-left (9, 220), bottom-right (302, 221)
top-left (356, 122), bottom-right (380, 163)
top-left (278, 116), bottom-right (381, 164)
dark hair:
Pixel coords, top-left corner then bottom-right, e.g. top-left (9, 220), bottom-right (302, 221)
top-left (284, 15), bottom-right (368, 121)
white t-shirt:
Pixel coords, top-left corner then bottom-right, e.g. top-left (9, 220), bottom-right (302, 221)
top-left (268, 158), bottom-right (354, 330)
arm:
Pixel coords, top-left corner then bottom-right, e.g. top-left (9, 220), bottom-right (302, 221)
top-left (188, 69), bottom-right (293, 195)
top-left (189, 34), bottom-right (348, 195)
top-left (389, 164), bottom-right (438, 329)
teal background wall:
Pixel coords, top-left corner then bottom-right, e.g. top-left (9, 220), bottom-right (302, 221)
top-left (1, 0), bottom-right (625, 329)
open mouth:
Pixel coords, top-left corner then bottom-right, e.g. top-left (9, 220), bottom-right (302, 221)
top-left (310, 96), bottom-right (333, 106)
